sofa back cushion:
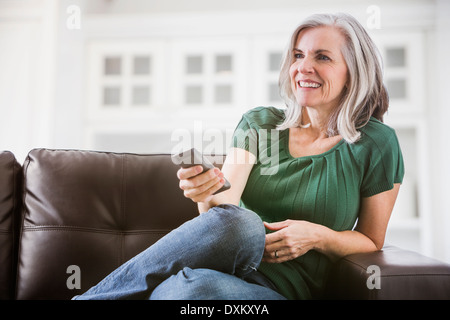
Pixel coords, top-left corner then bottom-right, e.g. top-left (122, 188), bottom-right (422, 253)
top-left (0, 151), bottom-right (22, 300)
top-left (16, 149), bottom-right (210, 299)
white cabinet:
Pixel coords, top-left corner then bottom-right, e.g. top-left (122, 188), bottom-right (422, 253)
top-left (168, 37), bottom-right (248, 110)
top-left (371, 31), bottom-right (431, 255)
top-left (85, 37), bottom-right (250, 154)
top-left (251, 35), bottom-right (287, 106)
top-left (86, 41), bottom-right (166, 118)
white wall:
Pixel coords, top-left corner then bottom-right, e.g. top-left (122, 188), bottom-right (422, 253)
top-left (430, 0), bottom-right (450, 263)
top-left (0, 0), bottom-right (57, 163)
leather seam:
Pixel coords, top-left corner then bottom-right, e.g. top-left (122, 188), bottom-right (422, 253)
top-left (341, 258), bottom-right (450, 277)
top-left (22, 226), bottom-right (172, 235)
top-left (380, 274), bottom-right (450, 278)
top-left (119, 154), bottom-right (126, 266)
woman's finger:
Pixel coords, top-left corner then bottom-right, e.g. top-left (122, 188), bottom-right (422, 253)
top-left (177, 165), bottom-right (203, 180)
top-left (263, 220), bottom-right (290, 231)
top-left (179, 167), bottom-right (221, 191)
top-left (188, 178), bottom-right (226, 203)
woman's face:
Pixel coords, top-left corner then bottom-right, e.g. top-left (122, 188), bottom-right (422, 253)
top-left (289, 26), bottom-right (349, 113)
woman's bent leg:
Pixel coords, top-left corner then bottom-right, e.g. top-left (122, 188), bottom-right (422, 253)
top-left (74, 204), bottom-right (266, 300)
top-left (150, 268), bottom-right (286, 300)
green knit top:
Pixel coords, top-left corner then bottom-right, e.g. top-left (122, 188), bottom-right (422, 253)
top-left (231, 106), bottom-right (404, 299)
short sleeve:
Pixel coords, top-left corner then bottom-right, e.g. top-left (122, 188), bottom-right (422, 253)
top-left (230, 107), bottom-right (286, 158)
top-left (360, 130), bottom-right (405, 197)
top-left (230, 114), bottom-right (258, 157)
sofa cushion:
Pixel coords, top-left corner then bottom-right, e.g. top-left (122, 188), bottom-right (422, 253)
top-left (0, 151), bottom-right (22, 300)
top-left (16, 149), bottom-right (201, 299)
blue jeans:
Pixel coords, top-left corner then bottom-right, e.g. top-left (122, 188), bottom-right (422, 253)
top-left (73, 204), bottom-right (286, 300)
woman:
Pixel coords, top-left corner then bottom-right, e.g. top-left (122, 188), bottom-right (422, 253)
top-left (75, 12), bottom-right (403, 300)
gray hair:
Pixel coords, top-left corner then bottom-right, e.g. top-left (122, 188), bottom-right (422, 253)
top-left (277, 13), bottom-right (389, 143)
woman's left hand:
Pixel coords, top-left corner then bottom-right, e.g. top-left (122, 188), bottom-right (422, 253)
top-left (262, 220), bottom-right (321, 263)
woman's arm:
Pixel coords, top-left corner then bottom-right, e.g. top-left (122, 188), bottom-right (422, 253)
top-left (177, 148), bottom-right (256, 213)
top-left (263, 183), bottom-right (401, 263)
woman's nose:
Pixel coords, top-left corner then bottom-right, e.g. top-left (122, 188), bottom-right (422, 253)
top-left (298, 57), bottom-right (314, 74)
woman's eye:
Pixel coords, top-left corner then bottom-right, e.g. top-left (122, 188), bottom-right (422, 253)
top-left (318, 55), bottom-right (331, 61)
top-left (294, 53), bottom-right (304, 59)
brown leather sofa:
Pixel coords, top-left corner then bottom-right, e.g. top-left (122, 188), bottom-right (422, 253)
top-left (1, 148), bottom-right (449, 300)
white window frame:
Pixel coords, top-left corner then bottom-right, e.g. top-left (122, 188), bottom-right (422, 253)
top-left (371, 31), bottom-right (425, 115)
top-left (251, 35), bottom-right (289, 108)
top-left (168, 36), bottom-right (249, 114)
top-left (86, 40), bottom-right (166, 123)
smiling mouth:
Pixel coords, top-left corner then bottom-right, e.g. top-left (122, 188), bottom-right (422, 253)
top-left (298, 81), bottom-right (321, 88)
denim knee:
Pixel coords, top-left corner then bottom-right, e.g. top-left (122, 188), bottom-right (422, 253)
top-left (208, 204), bottom-right (265, 245)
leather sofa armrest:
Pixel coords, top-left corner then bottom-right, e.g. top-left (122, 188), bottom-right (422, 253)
top-left (325, 244), bottom-right (450, 300)
top-left (0, 151), bottom-right (22, 300)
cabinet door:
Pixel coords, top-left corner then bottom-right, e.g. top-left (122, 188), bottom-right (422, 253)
top-left (251, 35), bottom-right (288, 107)
top-left (372, 31), bottom-right (425, 115)
top-left (168, 36), bottom-right (248, 112)
top-left (87, 40), bottom-right (166, 120)
top-left (372, 31), bottom-right (431, 255)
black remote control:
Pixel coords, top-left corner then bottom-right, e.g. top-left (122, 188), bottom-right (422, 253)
top-left (172, 148), bottom-right (231, 195)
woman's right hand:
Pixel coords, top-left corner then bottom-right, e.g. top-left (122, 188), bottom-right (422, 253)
top-left (177, 165), bottom-right (226, 203)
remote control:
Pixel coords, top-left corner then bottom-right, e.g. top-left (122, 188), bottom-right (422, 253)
top-left (172, 148), bottom-right (231, 195)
